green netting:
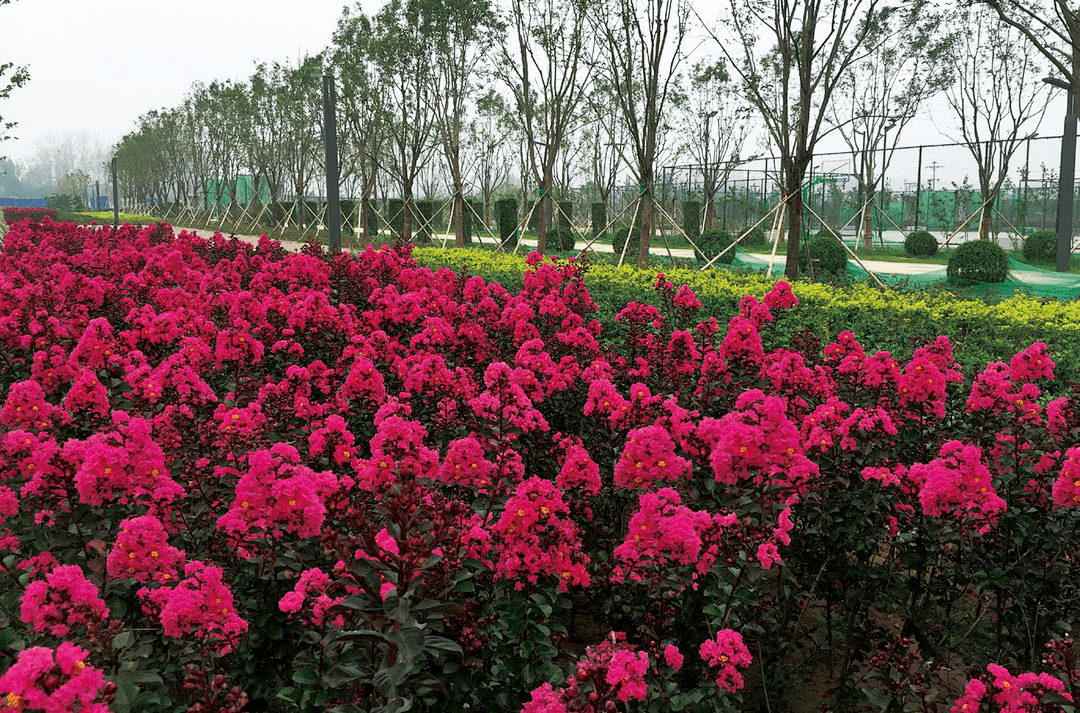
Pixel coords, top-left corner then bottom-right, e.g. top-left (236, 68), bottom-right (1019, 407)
top-left (732, 250), bottom-right (1080, 300)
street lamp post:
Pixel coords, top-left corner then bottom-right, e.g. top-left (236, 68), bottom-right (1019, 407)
top-left (313, 71), bottom-right (342, 255)
top-left (1044, 76), bottom-right (1075, 272)
top-left (111, 158), bottom-right (119, 228)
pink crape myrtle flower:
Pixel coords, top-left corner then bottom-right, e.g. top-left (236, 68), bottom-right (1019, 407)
top-left (763, 280), bottom-right (798, 310)
top-left (107, 514), bottom-right (185, 584)
top-left (700, 629), bottom-right (753, 692)
top-left (1052, 447), bottom-right (1080, 508)
top-left (278, 567), bottom-right (344, 627)
top-left (612, 488), bottom-right (712, 582)
top-left (140, 560), bottom-right (248, 653)
top-left (217, 443), bottom-right (338, 546)
top-left (20, 564), bottom-right (109, 637)
top-left (613, 425), bottom-right (691, 490)
top-left (1009, 341), bottom-right (1055, 382)
top-left (663, 644), bottom-right (684, 671)
top-left (0, 379), bottom-right (59, 430)
top-left (911, 441), bottom-right (1006, 532)
top-left (492, 477), bottom-right (590, 591)
top-left (0, 642), bottom-right (111, 713)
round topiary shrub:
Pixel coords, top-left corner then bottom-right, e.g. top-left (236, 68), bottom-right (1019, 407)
top-left (696, 228), bottom-right (736, 264)
top-left (803, 230), bottom-right (848, 275)
top-left (548, 226), bottom-right (577, 251)
top-left (905, 229), bottom-right (938, 257)
top-left (1022, 229), bottom-right (1057, 263)
top-left (947, 239), bottom-right (1009, 283)
top-left (612, 224), bottom-right (641, 263)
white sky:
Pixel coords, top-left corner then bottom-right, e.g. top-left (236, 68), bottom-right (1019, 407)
top-left (0, 0), bottom-right (1071, 193)
top-left (1, 0), bottom-right (377, 164)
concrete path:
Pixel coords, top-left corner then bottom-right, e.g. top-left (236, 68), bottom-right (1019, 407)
top-left (172, 226), bottom-right (953, 278)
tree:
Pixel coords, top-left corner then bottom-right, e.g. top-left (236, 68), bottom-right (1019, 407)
top-left (370, 0), bottom-right (438, 242)
top-left (679, 58), bottom-right (752, 230)
top-left (830, 1), bottom-right (953, 246)
top-left (592, 0), bottom-right (690, 267)
top-left (424, 0), bottom-right (500, 247)
top-left (334, 9), bottom-right (391, 243)
top-left (498, 0), bottom-right (595, 252)
top-left (465, 90), bottom-right (515, 223)
top-left (945, 8), bottom-right (1049, 241)
top-left (706, 0), bottom-right (888, 279)
top-left (0, 0), bottom-right (29, 160)
top-left (580, 78), bottom-right (627, 212)
top-left (970, 0), bottom-right (1080, 93)
top-left (54, 170), bottom-right (90, 209)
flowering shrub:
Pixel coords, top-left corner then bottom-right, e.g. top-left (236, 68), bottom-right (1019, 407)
top-left (0, 206), bottom-right (59, 224)
top-left (0, 218), bottom-right (1076, 712)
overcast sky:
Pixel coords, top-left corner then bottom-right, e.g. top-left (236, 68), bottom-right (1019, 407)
top-left (0, 0), bottom-right (1071, 192)
top-left (2, 0), bottom-right (376, 164)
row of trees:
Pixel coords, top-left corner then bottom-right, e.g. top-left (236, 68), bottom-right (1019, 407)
top-left (109, 0), bottom-right (1070, 276)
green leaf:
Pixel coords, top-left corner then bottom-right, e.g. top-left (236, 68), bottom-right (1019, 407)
top-left (112, 631), bottom-right (134, 650)
top-left (292, 666), bottom-right (319, 685)
top-left (425, 635), bottom-right (462, 655)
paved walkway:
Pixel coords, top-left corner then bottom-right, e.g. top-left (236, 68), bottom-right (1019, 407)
top-left (172, 226), bottom-right (953, 278)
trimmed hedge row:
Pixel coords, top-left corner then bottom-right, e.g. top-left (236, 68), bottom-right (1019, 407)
top-left (412, 246), bottom-right (1080, 385)
top-left (1, 207), bottom-right (59, 223)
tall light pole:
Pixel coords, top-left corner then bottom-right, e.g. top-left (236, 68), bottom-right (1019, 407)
top-left (111, 157), bottom-right (119, 228)
top-left (313, 71), bottom-right (342, 255)
top-left (1044, 76), bottom-right (1075, 271)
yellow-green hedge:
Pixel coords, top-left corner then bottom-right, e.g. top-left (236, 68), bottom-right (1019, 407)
top-left (60, 211), bottom-right (159, 225)
top-left (414, 247), bottom-right (1080, 379)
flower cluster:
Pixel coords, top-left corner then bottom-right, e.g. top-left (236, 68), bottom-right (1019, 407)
top-left (521, 633), bottom-right (652, 712)
top-left (0, 643), bottom-right (113, 713)
top-left (278, 567), bottom-right (345, 627)
top-left (1052, 447), bottom-right (1080, 509)
top-left (216, 443), bottom-right (338, 546)
top-left (106, 514), bottom-right (185, 583)
top-left (700, 629), bottom-right (753, 692)
top-left (20, 565), bottom-right (110, 637)
top-left (611, 488), bottom-right (713, 583)
top-left (911, 441), bottom-right (1007, 532)
top-left (951, 663), bottom-right (1070, 712)
top-left (612, 425), bottom-right (690, 490)
top-left (140, 561), bottom-right (248, 653)
top-left (492, 477), bottom-right (590, 591)
top-left (705, 389), bottom-right (818, 500)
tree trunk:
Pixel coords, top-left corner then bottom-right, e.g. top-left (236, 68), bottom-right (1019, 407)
top-left (537, 191), bottom-right (550, 253)
top-left (978, 194), bottom-right (994, 241)
top-left (862, 186), bottom-right (875, 249)
top-left (785, 184), bottom-right (804, 281)
top-left (362, 196), bottom-right (373, 244)
top-left (638, 192), bottom-right (652, 269)
top-left (454, 193), bottom-right (465, 248)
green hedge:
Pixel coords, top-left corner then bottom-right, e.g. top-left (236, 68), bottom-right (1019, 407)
top-left (948, 240), bottom-right (1008, 284)
top-left (558, 200), bottom-right (573, 230)
top-left (591, 202), bottom-right (607, 238)
top-left (1022, 229), bottom-right (1057, 262)
top-left (411, 246), bottom-right (1080, 384)
top-left (696, 228), bottom-right (735, 264)
top-left (388, 199), bottom-right (405, 238)
top-left (683, 200), bottom-right (701, 249)
top-left (804, 230), bottom-right (848, 275)
top-left (414, 200), bottom-right (435, 244)
top-left (905, 230), bottom-right (938, 257)
top-left (496, 198), bottom-right (518, 249)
